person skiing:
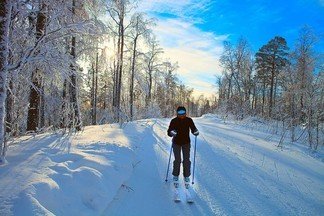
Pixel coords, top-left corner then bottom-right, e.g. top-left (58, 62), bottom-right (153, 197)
top-left (167, 106), bottom-right (199, 189)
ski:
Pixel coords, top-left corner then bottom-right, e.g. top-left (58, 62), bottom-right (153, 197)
top-left (184, 181), bottom-right (194, 203)
top-left (185, 189), bottom-right (194, 203)
top-left (174, 188), bottom-right (181, 202)
top-left (183, 179), bottom-right (194, 203)
top-left (171, 181), bottom-right (194, 203)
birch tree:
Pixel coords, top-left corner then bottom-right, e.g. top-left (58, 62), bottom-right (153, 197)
top-left (144, 36), bottom-right (163, 108)
top-left (129, 13), bottom-right (152, 121)
top-left (0, 0), bottom-right (11, 162)
top-left (107, 0), bottom-right (135, 122)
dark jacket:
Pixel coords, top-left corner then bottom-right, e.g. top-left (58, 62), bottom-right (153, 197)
top-left (167, 116), bottom-right (198, 145)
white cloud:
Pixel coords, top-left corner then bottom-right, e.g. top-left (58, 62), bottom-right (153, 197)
top-left (153, 18), bottom-right (227, 98)
top-left (139, 0), bottom-right (227, 99)
top-left (139, 0), bottom-right (211, 22)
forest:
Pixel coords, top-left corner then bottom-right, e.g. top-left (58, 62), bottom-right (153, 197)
top-left (217, 29), bottom-right (323, 151)
top-left (0, 0), bottom-right (323, 162)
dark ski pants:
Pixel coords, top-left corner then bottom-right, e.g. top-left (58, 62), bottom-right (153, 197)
top-left (172, 143), bottom-right (191, 177)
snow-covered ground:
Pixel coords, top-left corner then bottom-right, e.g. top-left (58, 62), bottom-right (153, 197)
top-left (0, 115), bottom-right (323, 215)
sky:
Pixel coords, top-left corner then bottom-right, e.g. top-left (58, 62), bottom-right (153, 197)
top-left (139, 0), bottom-right (324, 98)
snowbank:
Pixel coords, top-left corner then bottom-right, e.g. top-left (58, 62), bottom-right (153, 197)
top-left (0, 125), bottom-right (137, 216)
top-left (199, 113), bottom-right (324, 160)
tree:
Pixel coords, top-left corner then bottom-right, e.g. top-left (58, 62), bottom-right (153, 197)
top-left (0, 0), bottom-right (11, 162)
top-left (293, 26), bottom-right (317, 121)
top-left (0, 0), bottom-right (205, 157)
top-left (255, 36), bottom-right (289, 117)
top-left (219, 38), bottom-right (253, 117)
top-left (144, 36), bottom-right (163, 108)
top-left (291, 27), bottom-right (321, 148)
top-left (107, 0), bottom-right (134, 122)
top-left (220, 41), bottom-right (235, 100)
top-left (26, 1), bottom-right (47, 132)
top-left (129, 13), bottom-right (152, 121)
top-left (68, 0), bottom-right (82, 131)
top-left (161, 61), bottom-right (178, 117)
top-left (90, 52), bottom-right (99, 125)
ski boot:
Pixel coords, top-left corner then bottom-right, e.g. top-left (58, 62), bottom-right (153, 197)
top-left (173, 176), bottom-right (179, 188)
top-left (184, 177), bottom-right (190, 189)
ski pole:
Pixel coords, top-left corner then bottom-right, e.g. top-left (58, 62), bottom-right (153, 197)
top-left (165, 143), bottom-right (173, 182)
top-left (192, 135), bottom-right (197, 185)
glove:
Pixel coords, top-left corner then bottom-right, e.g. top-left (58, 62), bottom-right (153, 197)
top-left (193, 130), bottom-right (199, 136)
top-left (170, 130), bottom-right (177, 137)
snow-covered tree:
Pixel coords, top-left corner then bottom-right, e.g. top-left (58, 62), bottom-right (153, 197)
top-left (0, 0), bottom-right (12, 162)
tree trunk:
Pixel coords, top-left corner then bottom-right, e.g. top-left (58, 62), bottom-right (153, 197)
top-left (273, 75), bottom-right (278, 110)
top-left (69, 36), bottom-right (81, 131)
top-left (130, 36), bottom-right (138, 121)
top-left (112, 58), bottom-right (117, 109)
top-left (90, 58), bottom-right (98, 125)
top-left (60, 79), bottom-right (68, 128)
top-left (0, 0), bottom-right (11, 160)
top-left (95, 51), bottom-right (98, 123)
top-left (290, 93), bottom-right (296, 142)
top-left (146, 68), bottom-right (153, 108)
top-left (251, 83), bottom-right (256, 111)
top-left (90, 63), bottom-right (95, 124)
top-left (27, 3), bottom-right (46, 132)
top-left (27, 69), bottom-right (41, 131)
top-left (116, 14), bottom-right (124, 122)
top-left (5, 80), bottom-right (13, 133)
top-left (307, 106), bottom-right (313, 148)
top-left (269, 68), bottom-right (275, 118)
top-left (39, 78), bottom-right (45, 128)
top-left (91, 51), bottom-right (98, 125)
top-left (113, 33), bottom-right (120, 114)
top-left (113, 7), bottom-right (125, 123)
top-left (227, 73), bottom-right (232, 99)
top-left (69, 0), bottom-right (81, 131)
top-left (262, 79), bottom-right (266, 116)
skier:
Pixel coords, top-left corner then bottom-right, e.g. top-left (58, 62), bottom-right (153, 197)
top-left (167, 106), bottom-right (199, 189)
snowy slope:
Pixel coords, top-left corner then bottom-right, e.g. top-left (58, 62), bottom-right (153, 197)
top-left (0, 125), bottom-right (136, 216)
top-left (0, 115), bottom-right (323, 216)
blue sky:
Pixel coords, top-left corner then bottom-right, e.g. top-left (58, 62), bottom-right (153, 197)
top-left (196, 0), bottom-right (324, 52)
top-left (140, 0), bottom-right (324, 98)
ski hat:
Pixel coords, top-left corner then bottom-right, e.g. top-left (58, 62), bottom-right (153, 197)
top-left (177, 106), bottom-right (186, 115)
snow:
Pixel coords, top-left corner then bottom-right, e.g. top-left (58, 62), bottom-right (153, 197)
top-left (0, 115), bottom-right (323, 215)
top-left (0, 125), bottom-right (135, 216)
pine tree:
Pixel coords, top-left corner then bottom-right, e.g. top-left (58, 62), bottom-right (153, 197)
top-left (255, 36), bottom-right (289, 117)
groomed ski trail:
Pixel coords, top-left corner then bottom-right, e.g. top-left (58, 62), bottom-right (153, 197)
top-left (103, 117), bottom-right (324, 216)
top-left (102, 120), bottom-right (214, 215)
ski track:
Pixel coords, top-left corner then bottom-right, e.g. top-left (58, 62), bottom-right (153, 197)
top-left (103, 120), bottom-right (215, 216)
top-left (103, 117), bottom-right (324, 216)
top-left (196, 118), bottom-right (323, 215)
top-left (1, 117), bottom-right (323, 215)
